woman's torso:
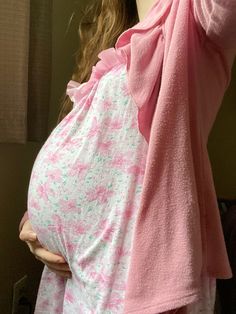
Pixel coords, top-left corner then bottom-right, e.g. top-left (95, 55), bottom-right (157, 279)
top-left (28, 64), bottom-right (149, 312)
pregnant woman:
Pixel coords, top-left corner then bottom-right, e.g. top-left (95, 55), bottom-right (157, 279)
top-left (19, 0), bottom-right (236, 313)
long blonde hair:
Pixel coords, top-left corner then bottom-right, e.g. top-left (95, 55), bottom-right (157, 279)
top-left (57, 0), bottom-right (139, 124)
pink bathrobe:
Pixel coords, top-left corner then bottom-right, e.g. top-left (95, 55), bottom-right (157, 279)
top-left (20, 0), bottom-right (236, 313)
top-left (118, 0), bottom-right (236, 313)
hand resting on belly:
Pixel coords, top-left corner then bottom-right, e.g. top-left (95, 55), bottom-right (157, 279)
top-left (19, 219), bottom-right (72, 279)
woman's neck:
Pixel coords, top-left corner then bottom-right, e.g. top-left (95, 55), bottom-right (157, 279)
top-left (136, 0), bottom-right (157, 22)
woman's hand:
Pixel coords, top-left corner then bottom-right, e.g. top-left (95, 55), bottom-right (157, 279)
top-left (19, 220), bottom-right (72, 279)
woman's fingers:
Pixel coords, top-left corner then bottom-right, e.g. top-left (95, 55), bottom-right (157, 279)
top-left (31, 245), bottom-right (66, 264)
top-left (19, 219), bottom-right (72, 278)
top-left (45, 266), bottom-right (71, 278)
top-left (44, 261), bottom-right (71, 272)
top-left (19, 219), bottom-right (67, 263)
top-left (19, 219), bottom-right (37, 242)
top-left (26, 242), bottom-right (72, 277)
top-left (19, 231), bottom-right (37, 242)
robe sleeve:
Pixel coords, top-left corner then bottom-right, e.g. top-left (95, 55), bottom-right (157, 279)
top-left (191, 0), bottom-right (236, 50)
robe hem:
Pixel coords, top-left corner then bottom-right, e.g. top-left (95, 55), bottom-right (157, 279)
top-left (124, 290), bottom-right (199, 314)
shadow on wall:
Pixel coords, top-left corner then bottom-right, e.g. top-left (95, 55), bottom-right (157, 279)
top-left (0, 0), bottom-right (87, 312)
top-left (208, 60), bottom-right (236, 199)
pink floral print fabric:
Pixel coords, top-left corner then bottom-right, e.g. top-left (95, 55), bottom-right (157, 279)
top-left (27, 64), bottom-right (216, 313)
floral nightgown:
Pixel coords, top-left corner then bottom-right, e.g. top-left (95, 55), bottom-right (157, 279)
top-left (27, 51), bottom-right (216, 313)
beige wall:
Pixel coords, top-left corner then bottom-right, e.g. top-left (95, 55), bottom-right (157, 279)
top-left (0, 1), bottom-right (235, 312)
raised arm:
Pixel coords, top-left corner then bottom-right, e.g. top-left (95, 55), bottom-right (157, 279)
top-left (191, 0), bottom-right (236, 50)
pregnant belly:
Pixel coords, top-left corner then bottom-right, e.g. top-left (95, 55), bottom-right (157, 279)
top-left (28, 177), bottom-right (111, 259)
top-left (27, 104), bottom-right (148, 265)
top-left (27, 152), bottom-right (144, 266)
top-left (28, 188), bottom-right (87, 260)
